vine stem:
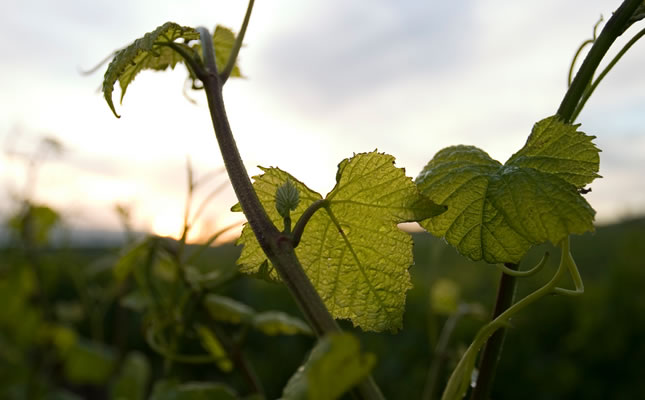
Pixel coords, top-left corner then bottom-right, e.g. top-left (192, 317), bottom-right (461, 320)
top-left (470, 253), bottom-right (547, 399)
top-left (423, 304), bottom-right (477, 400)
top-left (466, 1), bottom-right (643, 397)
top-left (567, 16), bottom-right (604, 87)
top-left (443, 238), bottom-right (578, 400)
top-left (469, 263), bottom-right (518, 400)
top-left (292, 199), bottom-right (329, 247)
top-left (220, 0), bottom-right (254, 83)
top-left (196, 24), bottom-right (337, 337)
top-left (557, 0), bottom-right (644, 123)
top-left (195, 22), bottom-right (384, 400)
top-left (570, 26), bottom-right (645, 122)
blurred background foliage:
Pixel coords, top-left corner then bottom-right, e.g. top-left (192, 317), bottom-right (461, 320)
top-left (2, 195), bottom-right (644, 399)
top-left (1, 135), bottom-right (644, 400)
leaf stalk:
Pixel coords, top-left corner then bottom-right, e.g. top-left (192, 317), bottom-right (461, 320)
top-left (220, 0), bottom-right (255, 83)
top-left (443, 237), bottom-right (581, 400)
top-left (291, 199), bottom-right (330, 247)
top-left (570, 26), bottom-right (645, 121)
top-left (469, 262), bottom-right (519, 400)
top-left (495, 252), bottom-right (549, 278)
top-left (468, 2), bottom-right (642, 396)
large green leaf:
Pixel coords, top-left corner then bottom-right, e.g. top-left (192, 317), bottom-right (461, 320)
top-left (280, 333), bottom-right (375, 400)
top-left (415, 116), bottom-right (599, 264)
top-left (103, 23), bottom-right (241, 117)
top-left (235, 151), bottom-right (445, 332)
top-left (506, 116), bottom-right (600, 187)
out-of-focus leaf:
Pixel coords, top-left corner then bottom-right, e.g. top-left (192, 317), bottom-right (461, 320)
top-left (63, 340), bottom-right (117, 384)
top-left (0, 269), bottom-right (41, 348)
top-left (252, 311), bottom-right (313, 336)
top-left (281, 333), bottom-right (375, 400)
top-left (44, 323), bottom-right (78, 355)
top-left (185, 264), bottom-right (237, 290)
top-left (113, 238), bottom-right (151, 282)
top-left (195, 324), bottom-right (233, 372)
top-left (110, 352), bottom-right (150, 400)
top-left (54, 301), bottom-right (84, 322)
top-left (149, 380), bottom-right (238, 400)
top-left (203, 294), bottom-right (255, 324)
top-left (46, 390), bottom-right (83, 400)
top-left (154, 255), bottom-right (178, 282)
top-left (431, 279), bottom-right (461, 316)
top-left (119, 290), bottom-right (150, 312)
top-left (8, 204), bottom-right (60, 245)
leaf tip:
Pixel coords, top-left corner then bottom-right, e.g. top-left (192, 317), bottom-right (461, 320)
top-left (106, 99), bottom-right (121, 118)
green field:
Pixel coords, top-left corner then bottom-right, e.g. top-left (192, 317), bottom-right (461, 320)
top-left (1, 217), bottom-right (644, 399)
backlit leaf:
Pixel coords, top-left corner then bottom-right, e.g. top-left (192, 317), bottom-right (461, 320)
top-left (192, 26), bottom-right (243, 78)
top-left (103, 22), bottom-right (199, 117)
top-left (103, 23), bottom-right (242, 117)
top-left (235, 151), bottom-right (446, 332)
top-left (506, 116), bottom-right (600, 187)
top-left (415, 116), bottom-right (599, 264)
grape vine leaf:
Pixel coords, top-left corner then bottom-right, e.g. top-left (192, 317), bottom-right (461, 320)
top-left (102, 23), bottom-right (241, 118)
top-left (234, 151), bottom-right (446, 332)
top-left (415, 116), bottom-right (600, 264)
top-left (280, 333), bottom-right (375, 400)
top-left (191, 25), bottom-right (243, 79)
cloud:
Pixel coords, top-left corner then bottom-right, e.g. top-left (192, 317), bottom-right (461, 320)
top-left (252, 1), bottom-right (478, 114)
top-left (1, 0), bottom-right (644, 236)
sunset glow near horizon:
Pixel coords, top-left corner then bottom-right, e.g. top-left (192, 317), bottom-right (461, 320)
top-left (2, 0), bottom-right (644, 244)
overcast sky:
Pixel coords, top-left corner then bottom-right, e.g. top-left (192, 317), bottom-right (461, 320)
top-left (1, 0), bottom-right (644, 241)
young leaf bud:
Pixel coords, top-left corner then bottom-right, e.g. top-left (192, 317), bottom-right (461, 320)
top-left (275, 180), bottom-right (300, 218)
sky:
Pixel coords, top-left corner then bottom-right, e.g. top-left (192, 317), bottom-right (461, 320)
top-left (1, 0), bottom-right (644, 243)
